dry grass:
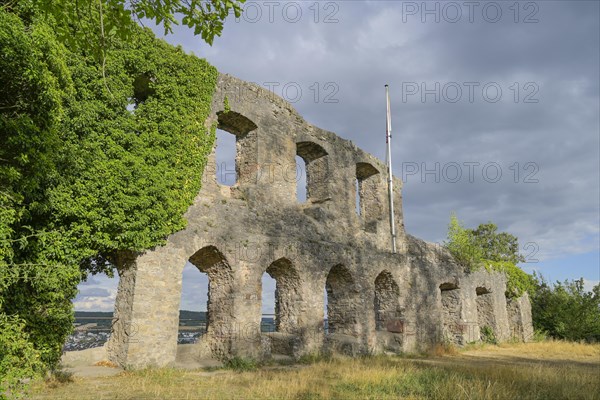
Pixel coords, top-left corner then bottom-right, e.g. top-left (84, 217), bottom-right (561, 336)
top-left (93, 360), bottom-right (120, 368)
top-left (30, 341), bottom-right (600, 400)
top-left (470, 339), bottom-right (600, 362)
top-left (426, 342), bottom-right (459, 357)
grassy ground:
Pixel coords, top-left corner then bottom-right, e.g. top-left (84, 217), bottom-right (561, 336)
top-left (30, 341), bottom-right (600, 400)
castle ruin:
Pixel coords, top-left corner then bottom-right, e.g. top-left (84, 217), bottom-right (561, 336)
top-left (105, 74), bottom-right (533, 368)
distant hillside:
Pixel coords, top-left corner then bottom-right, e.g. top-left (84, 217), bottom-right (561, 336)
top-left (74, 311), bottom-right (275, 328)
top-left (74, 311), bottom-right (113, 318)
top-left (74, 310), bottom-right (208, 327)
top-left (74, 311), bottom-right (114, 328)
top-left (178, 310), bottom-right (207, 325)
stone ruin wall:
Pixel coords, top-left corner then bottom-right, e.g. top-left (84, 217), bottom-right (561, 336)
top-left (105, 73), bottom-right (534, 368)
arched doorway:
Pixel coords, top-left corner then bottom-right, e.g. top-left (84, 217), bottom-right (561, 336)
top-left (187, 246), bottom-right (234, 357)
top-left (439, 283), bottom-right (463, 345)
top-left (325, 264), bottom-right (359, 336)
top-left (374, 270), bottom-right (401, 331)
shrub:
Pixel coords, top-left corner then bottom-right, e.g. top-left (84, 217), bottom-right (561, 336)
top-left (0, 314), bottom-right (44, 399)
top-left (531, 277), bottom-right (600, 342)
top-left (480, 325), bottom-right (497, 345)
top-left (224, 357), bottom-right (258, 372)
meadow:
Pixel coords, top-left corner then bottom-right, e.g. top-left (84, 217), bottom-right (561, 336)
top-left (31, 340), bottom-right (600, 400)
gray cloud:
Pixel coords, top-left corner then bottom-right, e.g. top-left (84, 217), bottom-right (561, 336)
top-left (72, 2), bottom-right (598, 312)
top-left (155, 1), bottom-right (598, 265)
top-left (77, 287), bottom-right (111, 298)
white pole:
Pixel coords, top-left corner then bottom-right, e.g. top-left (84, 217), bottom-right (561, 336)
top-left (385, 85), bottom-right (397, 254)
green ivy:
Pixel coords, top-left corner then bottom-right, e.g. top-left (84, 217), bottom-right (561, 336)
top-left (484, 260), bottom-right (537, 299)
top-left (0, 7), bottom-right (78, 373)
top-left (1, 7), bottom-right (219, 392)
top-left (50, 26), bottom-right (219, 269)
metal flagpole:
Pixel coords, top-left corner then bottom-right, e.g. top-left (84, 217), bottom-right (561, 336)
top-left (385, 85), bottom-right (397, 254)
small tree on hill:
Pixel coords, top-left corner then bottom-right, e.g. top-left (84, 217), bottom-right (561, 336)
top-left (444, 214), bottom-right (535, 298)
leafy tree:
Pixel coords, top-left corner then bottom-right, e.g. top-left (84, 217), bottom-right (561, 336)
top-left (444, 214), bottom-right (534, 298)
top-left (444, 213), bottom-right (483, 270)
top-left (531, 276), bottom-right (600, 342)
top-left (3, 0), bottom-right (245, 49)
top-left (1, 4), bottom-right (219, 395)
top-left (469, 223), bottom-right (525, 265)
top-left (1, 1), bottom-right (232, 397)
top-left (0, 8), bottom-right (80, 394)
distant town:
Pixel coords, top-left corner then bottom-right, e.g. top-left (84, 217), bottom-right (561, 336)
top-left (65, 311), bottom-right (276, 351)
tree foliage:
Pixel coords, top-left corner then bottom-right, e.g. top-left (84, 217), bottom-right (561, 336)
top-left (531, 277), bottom-right (600, 342)
top-left (1, 3), bottom-right (220, 393)
top-left (0, 314), bottom-right (44, 399)
top-left (3, 0), bottom-right (245, 49)
top-left (445, 213), bottom-right (483, 269)
top-left (444, 214), bottom-right (534, 298)
top-left (470, 223), bottom-right (525, 265)
top-left (0, 7), bottom-right (80, 373)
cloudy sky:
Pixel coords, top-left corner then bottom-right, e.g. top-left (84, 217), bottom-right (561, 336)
top-left (74, 0), bottom-right (599, 312)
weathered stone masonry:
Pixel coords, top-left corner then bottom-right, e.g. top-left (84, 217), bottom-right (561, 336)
top-left (106, 74), bottom-right (533, 368)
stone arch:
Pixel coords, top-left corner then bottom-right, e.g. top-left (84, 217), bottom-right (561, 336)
top-left (215, 110), bottom-right (258, 186)
top-left (374, 270), bottom-right (401, 331)
top-left (325, 264), bottom-right (359, 335)
top-left (216, 110), bottom-right (258, 136)
top-left (178, 262), bottom-right (209, 344)
top-left (296, 141), bottom-right (329, 203)
top-left (356, 162), bottom-right (383, 230)
top-left (264, 258), bottom-right (301, 333)
top-left (439, 282), bottom-right (463, 345)
top-left (476, 286), bottom-right (496, 339)
top-left (188, 246), bottom-right (234, 352)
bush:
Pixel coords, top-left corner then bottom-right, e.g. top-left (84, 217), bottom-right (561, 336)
top-left (298, 352), bottom-right (332, 365)
top-left (224, 357), bottom-right (258, 372)
top-left (480, 325), bottom-right (498, 345)
top-left (531, 277), bottom-right (600, 342)
top-left (0, 314), bottom-right (44, 399)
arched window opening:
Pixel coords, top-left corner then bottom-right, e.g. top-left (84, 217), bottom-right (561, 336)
top-left (296, 141), bottom-right (329, 204)
top-left (179, 262), bottom-right (209, 344)
top-left (132, 73), bottom-right (156, 106)
top-left (217, 110), bottom-right (258, 136)
top-left (476, 287), bottom-right (496, 341)
top-left (262, 258), bottom-right (300, 333)
top-left (261, 272), bottom-right (276, 333)
top-left (215, 129), bottom-right (237, 186)
top-left (355, 178), bottom-right (360, 215)
top-left (325, 264), bottom-right (358, 335)
top-left (356, 162), bottom-right (381, 223)
top-left (69, 272), bottom-right (118, 351)
top-left (296, 155), bottom-right (307, 203)
top-left (215, 110), bottom-right (258, 187)
top-left (187, 246), bottom-right (234, 351)
top-left (374, 271), bottom-right (401, 331)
